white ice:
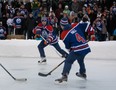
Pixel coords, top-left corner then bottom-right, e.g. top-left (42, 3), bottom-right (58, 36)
top-left (0, 40), bottom-right (116, 90)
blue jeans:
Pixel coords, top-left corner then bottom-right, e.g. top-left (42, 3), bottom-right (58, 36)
top-left (62, 51), bottom-right (86, 75)
top-left (38, 40), bottom-right (68, 58)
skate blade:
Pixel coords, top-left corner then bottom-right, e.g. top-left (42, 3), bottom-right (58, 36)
top-left (54, 80), bottom-right (67, 85)
top-left (38, 62), bottom-right (47, 65)
top-left (77, 76), bottom-right (87, 80)
top-left (55, 79), bottom-right (67, 83)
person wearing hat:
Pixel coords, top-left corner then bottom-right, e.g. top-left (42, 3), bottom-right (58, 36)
top-left (63, 5), bottom-right (70, 17)
top-left (33, 16), bottom-right (68, 63)
top-left (55, 15), bottom-right (95, 83)
top-left (60, 17), bottom-right (72, 30)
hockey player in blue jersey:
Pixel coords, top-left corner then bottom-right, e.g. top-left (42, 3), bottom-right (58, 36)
top-left (55, 15), bottom-right (95, 83)
top-left (33, 16), bottom-right (68, 63)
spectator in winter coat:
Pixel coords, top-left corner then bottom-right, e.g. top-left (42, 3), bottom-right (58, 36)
top-left (48, 11), bottom-right (58, 35)
top-left (63, 5), bottom-right (70, 17)
top-left (25, 13), bottom-right (36, 39)
top-left (68, 11), bottom-right (77, 24)
top-left (55, 3), bottom-right (63, 25)
top-left (93, 16), bottom-right (103, 41)
top-left (107, 14), bottom-right (116, 40)
top-left (0, 22), bottom-right (6, 39)
top-left (71, 0), bottom-right (80, 14)
top-left (19, 4), bottom-right (28, 16)
top-left (7, 14), bottom-right (14, 35)
top-left (55, 3), bottom-right (64, 36)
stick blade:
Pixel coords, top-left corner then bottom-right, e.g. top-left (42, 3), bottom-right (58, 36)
top-left (38, 72), bottom-right (50, 77)
top-left (15, 78), bottom-right (27, 81)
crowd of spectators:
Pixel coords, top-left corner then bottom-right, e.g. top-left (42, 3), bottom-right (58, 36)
top-left (0, 0), bottom-right (116, 41)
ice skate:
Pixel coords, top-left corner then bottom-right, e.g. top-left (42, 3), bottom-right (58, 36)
top-left (38, 57), bottom-right (47, 64)
top-left (76, 72), bottom-right (87, 80)
top-left (55, 75), bottom-right (68, 83)
top-left (61, 54), bottom-right (68, 58)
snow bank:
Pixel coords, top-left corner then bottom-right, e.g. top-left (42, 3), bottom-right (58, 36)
top-left (0, 40), bottom-right (115, 60)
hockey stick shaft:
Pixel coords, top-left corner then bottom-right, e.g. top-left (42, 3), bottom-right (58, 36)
top-left (48, 60), bottom-right (64, 74)
top-left (0, 63), bottom-right (16, 80)
top-left (40, 35), bottom-right (48, 42)
top-left (39, 60), bottom-right (65, 77)
top-left (0, 63), bottom-right (27, 81)
top-left (40, 35), bottom-right (63, 57)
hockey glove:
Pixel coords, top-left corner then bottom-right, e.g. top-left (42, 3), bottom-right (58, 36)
top-left (44, 41), bottom-right (48, 45)
top-left (91, 35), bottom-right (95, 41)
top-left (44, 38), bottom-right (52, 45)
top-left (36, 29), bottom-right (41, 35)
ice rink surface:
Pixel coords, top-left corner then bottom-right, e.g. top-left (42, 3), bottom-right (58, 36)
top-left (0, 40), bottom-right (116, 90)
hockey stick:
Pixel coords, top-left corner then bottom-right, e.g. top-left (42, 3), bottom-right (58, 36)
top-left (52, 48), bottom-right (62, 57)
top-left (40, 35), bottom-right (48, 43)
top-left (38, 60), bottom-right (64, 77)
top-left (40, 35), bottom-right (64, 57)
top-left (0, 63), bottom-right (27, 81)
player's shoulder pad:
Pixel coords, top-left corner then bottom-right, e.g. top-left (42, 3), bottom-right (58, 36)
top-left (38, 23), bottom-right (43, 27)
top-left (61, 30), bottom-right (69, 40)
top-left (71, 23), bottom-right (78, 28)
top-left (45, 25), bottom-right (53, 32)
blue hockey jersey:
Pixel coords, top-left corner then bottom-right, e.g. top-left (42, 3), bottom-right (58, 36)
top-left (33, 23), bottom-right (58, 45)
top-left (13, 16), bottom-right (24, 29)
top-left (61, 21), bottom-right (91, 55)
